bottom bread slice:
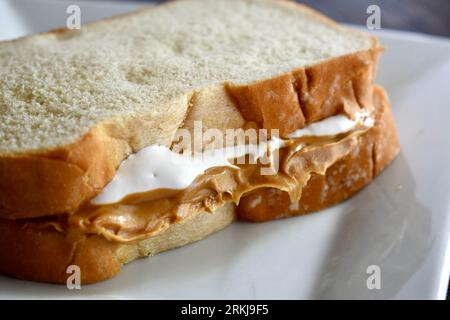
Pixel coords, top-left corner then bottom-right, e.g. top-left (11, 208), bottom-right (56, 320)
top-left (0, 86), bottom-right (399, 285)
top-left (0, 203), bottom-right (236, 284)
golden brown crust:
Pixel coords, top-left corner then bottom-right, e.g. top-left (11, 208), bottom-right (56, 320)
top-left (227, 47), bottom-right (381, 137)
top-left (0, 127), bottom-right (124, 218)
top-left (0, 93), bottom-right (191, 219)
top-left (237, 86), bottom-right (399, 221)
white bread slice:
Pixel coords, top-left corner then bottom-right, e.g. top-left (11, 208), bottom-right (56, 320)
top-left (1, 0), bottom-right (374, 152)
top-left (0, 0), bottom-right (379, 218)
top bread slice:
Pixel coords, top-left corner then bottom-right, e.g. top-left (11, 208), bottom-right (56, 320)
top-left (0, 0), bottom-right (380, 218)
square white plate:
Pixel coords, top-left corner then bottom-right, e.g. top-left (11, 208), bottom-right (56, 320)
top-left (0, 0), bottom-right (449, 300)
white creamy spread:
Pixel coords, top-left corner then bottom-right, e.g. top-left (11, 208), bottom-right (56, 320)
top-left (92, 113), bottom-right (370, 205)
top-left (287, 113), bottom-right (371, 138)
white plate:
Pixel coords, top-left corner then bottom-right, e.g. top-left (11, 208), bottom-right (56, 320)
top-left (0, 0), bottom-right (449, 300)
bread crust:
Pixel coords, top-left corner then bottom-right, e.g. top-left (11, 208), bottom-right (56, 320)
top-left (0, 203), bottom-right (236, 284)
top-left (226, 47), bottom-right (380, 136)
top-left (0, 1), bottom-right (380, 219)
top-left (0, 86), bottom-right (399, 284)
top-left (237, 86), bottom-right (399, 221)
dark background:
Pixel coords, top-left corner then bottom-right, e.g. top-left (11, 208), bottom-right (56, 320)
top-left (296, 0), bottom-right (450, 37)
top-left (139, 0), bottom-right (450, 37)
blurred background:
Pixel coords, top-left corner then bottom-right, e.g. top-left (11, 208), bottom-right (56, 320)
top-left (1, 0), bottom-right (449, 40)
top-left (296, 0), bottom-right (449, 37)
top-left (120, 0), bottom-right (450, 37)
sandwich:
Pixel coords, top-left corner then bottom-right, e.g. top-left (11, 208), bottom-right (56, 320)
top-left (0, 0), bottom-right (399, 284)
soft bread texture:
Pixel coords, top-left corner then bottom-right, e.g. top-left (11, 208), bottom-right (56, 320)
top-left (0, 0), bottom-right (374, 152)
top-left (0, 87), bottom-right (399, 284)
top-left (0, 0), bottom-right (379, 218)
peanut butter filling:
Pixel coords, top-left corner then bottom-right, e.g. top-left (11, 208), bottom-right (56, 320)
top-left (36, 123), bottom-right (371, 244)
